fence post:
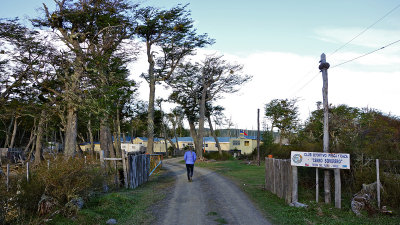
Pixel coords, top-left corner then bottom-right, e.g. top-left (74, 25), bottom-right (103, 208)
top-left (334, 168), bottom-right (341, 208)
top-left (122, 150), bottom-right (128, 188)
top-left (316, 168), bottom-right (319, 202)
top-left (6, 164), bottom-right (9, 192)
top-left (292, 166), bottom-right (298, 203)
top-left (376, 159), bottom-right (380, 209)
top-left (26, 162), bottom-right (29, 182)
top-left (47, 160), bottom-right (50, 170)
top-left (100, 150), bottom-right (108, 192)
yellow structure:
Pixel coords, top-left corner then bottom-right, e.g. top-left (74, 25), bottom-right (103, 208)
top-left (229, 137), bottom-right (259, 155)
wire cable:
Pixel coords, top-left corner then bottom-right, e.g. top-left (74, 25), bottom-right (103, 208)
top-left (329, 3), bottom-right (400, 57)
top-left (331, 39), bottom-right (400, 69)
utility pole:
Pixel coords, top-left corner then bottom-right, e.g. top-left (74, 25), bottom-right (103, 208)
top-left (257, 108), bottom-right (260, 166)
top-left (319, 53), bottom-right (331, 204)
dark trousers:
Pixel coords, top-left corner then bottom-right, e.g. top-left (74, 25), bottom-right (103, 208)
top-left (186, 164), bottom-right (194, 180)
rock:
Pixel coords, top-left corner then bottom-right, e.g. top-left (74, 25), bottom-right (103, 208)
top-left (106, 218), bottom-right (118, 224)
top-left (289, 201), bottom-right (308, 208)
top-left (64, 197), bottom-right (84, 217)
top-left (37, 195), bottom-right (58, 216)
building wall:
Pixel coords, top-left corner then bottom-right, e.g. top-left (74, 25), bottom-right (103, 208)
top-left (230, 138), bottom-right (258, 155)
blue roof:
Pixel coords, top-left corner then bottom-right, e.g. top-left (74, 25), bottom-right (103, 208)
top-left (170, 137), bottom-right (232, 143)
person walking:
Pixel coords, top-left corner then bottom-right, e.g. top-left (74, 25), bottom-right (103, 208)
top-left (184, 148), bottom-right (197, 182)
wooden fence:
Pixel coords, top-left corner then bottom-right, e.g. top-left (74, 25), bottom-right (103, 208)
top-left (127, 153), bottom-right (150, 189)
top-left (265, 158), bottom-right (293, 203)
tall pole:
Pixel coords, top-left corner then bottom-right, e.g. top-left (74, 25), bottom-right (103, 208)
top-left (319, 53), bottom-right (331, 204)
top-left (257, 108), bottom-right (260, 166)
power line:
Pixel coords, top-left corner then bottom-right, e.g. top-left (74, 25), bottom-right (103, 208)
top-left (290, 71), bottom-right (320, 96)
top-left (331, 39), bottom-right (400, 69)
top-left (329, 3), bottom-right (400, 57)
top-left (290, 3), bottom-right (400, 96)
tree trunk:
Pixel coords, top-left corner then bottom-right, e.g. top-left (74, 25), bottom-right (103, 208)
top-left (3, 116), bottom-right (14, 148)
top-left (207, 114), bottom-right (221, 155)
top-left (146, 41), bottom-right (155, 154)
top-left (34, 110), bottom-right (46, 165)
top-left (174, 124), bottom-right (180, 156)
top-left (197, 79), bottom-right (208, 158)
top-left (87, 117), bottom-right (95, 156)
top-left (24, 126), bottom-right (36, 155)
top-left (188, 120), bottom-right (199, 152)
top-left (64, 105), bottom-right (77, 157)
top-left (100, 118), bottom-right (115, 158)
top-left (9, 116), bottom-right (18, 148)
top-left (115, 109), bottom-right (122, 158)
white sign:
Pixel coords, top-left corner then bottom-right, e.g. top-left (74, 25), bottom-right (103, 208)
top-left (290, 151), bottom-right (350, 169)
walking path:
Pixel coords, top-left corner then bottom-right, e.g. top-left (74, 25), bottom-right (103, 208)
top-left (153, 157), bottom-right (271, 225)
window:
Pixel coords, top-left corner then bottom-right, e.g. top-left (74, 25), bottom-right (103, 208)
top-left (233, 140), bottom-right (240, 145)
top-left (215, 144), bottom-right (219, 147)
top-left (203, 144), bottom-right (208, 147)
top-left (244, 141), bottom-right (250, 146)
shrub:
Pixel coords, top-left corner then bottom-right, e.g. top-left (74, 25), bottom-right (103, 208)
top-left (203, 151), bottom-right (233, 161)
top-left (2, 156), bottom-right (104, 224)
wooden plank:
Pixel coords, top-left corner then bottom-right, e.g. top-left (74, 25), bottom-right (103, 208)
top-left (292, 166), bottom-right (298, 203)
top-left (122, 150), bottom-right (128, 188)
top-left (104, 157), bottom-right (123, 161)
top-left (316, 168), bottom-right (319, 202)
top-left (376, 159), bottom-right (381, 209)
top-left (334, 168), bottom-right (341, 208)
top-left (7, 164), bottom-right (9, 192)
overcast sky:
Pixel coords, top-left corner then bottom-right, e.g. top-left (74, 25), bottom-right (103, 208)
top-left (2, 0), bottom-right (400, 130)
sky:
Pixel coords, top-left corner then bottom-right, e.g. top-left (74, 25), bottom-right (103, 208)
top-left (1, 0), bottom-right (400, 131)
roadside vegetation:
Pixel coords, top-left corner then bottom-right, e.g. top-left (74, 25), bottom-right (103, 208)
top-left (197, 160), bottom-right (400, 225)
top-left (48, 169), bottom-right (173, 225)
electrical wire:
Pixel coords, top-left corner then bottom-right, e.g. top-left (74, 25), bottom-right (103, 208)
top-left (331, 39), bottom-right (400, 69)
top-left (329, 3), bottom-right (400, 57)
top-left (290, 71), bottom-right (320, 96)
top-left (289, 3), bottom-right (400, 96)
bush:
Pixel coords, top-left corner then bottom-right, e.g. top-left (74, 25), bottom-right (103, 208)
top-left (2, 156), bottom-right (104, 224)
top-left (203, 151), bottom-right (233, 161)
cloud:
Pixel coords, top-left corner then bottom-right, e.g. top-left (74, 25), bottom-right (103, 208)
top-left (314, 27), bottom-right (400, 51)
top-left (127, 45), bottom-right (400, 130)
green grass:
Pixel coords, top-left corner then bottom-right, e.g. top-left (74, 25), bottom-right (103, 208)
top-left (48, 168), bottom-right (174, 225)
top-left (197, 160), bottom-right (400, 225)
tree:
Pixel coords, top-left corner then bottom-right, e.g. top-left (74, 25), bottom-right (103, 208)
top-left (169, 55), bottom-right (251, 157)
top-left (135, 4), bottom-right (213, 153)
top-left (265, 98), bottom-right (299, 145)
top-left (33, 0), bottom-right (136, 157)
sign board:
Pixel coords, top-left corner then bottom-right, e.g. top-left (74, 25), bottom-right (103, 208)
top-left (290, 151), bottom-right (350, 169)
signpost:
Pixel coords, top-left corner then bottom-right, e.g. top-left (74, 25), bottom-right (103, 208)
top-left (290, 151), bottom-right (350, 208)
top-left (290, 151), bottom-right (350, 169)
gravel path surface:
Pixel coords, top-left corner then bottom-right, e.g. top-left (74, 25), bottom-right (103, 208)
top-left (153, 158), bottom-right (271, 225)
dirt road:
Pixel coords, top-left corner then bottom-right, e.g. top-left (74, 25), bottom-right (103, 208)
top-left (153, 158), bottom-right (271, 225)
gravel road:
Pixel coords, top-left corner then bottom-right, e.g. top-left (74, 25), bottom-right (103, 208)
top-left (153, 157), bottom-right (271, 225)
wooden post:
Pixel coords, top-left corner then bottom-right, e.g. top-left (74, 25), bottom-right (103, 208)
top-left (376, 159), bottom-right (381, 209)
top-left (26, 162), bottom-right (29, 182)
top-left (122, 150), bottom-right (128, 188)
top-left (257, 109), bottom-right (260, 166)
top-left (84, 156), bottom-right (87, 164)
top-left (100, 150), bottom-right (108, 192)
top-left (47, 160), bottom-right (50, 170)
top-left (320, 53), bottom-right (331, 204)
top-left (334, 169), bottom-right (341, 208)
top-left (292, 166), bottom-right (298, 203)
top-left (6, 164), bottom-right (9, 192)
top-left (316, 168), bottom-right (319, 202)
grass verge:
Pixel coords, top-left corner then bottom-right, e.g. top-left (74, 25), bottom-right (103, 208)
top-left (48, 168), bottom-right (174, 225)
top-left (197, 160), bottom-right (399, 225)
